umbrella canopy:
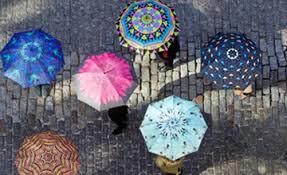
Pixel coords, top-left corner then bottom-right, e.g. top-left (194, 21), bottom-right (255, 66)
top-left (201, 32), bottom-right (262, 89)
top-left (73, 52), bottom-right (138, 111)
top-left (15, 131), bottom-right (80, 175)
top-left (0, 29), bottom-right (64, 88)
top-left (116, 0), bottom-right (179, 52)
top-left (140, 95), bottom-right (207, 161)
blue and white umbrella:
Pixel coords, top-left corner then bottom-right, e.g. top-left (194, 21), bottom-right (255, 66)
top-left (201, 32), bottom-right (262, 89)
top-left (0, 29), bottom-right (64, 88)
top-left (140, 95), bottom-right (207, 161)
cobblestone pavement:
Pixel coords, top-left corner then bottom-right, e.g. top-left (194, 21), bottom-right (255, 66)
top-left (0, 0), bottom-right (287, 174)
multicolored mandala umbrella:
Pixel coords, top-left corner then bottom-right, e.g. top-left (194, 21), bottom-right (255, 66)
top-left (201, 32), bottom-right (262, 89)
top-left (0, 29), bottom-right (64, 88)
top-left (73, 53), bottom-right (138, 111)
top-left (15, 131), bottom-right (80, 175)
top-left (116, 0), bottom-right (179, 52)
top-left (140, 95), bottom-right (208, 161)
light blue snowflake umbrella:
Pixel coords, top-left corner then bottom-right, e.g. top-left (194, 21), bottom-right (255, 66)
top-left (140, 95), bottom-right (208, 160)
top-left (0, 29), bottom-right (64, 88)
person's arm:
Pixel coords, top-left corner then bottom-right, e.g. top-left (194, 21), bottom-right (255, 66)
top-left (164, 157), bottom-right (184, 169)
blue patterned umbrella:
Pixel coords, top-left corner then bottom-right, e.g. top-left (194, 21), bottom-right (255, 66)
top-left (0, 29), bottom-right (64, 88)
top-left (201, 32), bottom-right (262, 89)
top-left (140, 95), bottom-right (207, 161)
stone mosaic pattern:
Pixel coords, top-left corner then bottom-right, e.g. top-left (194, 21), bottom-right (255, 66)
top-left (0, 0), bottom-right (287, 174)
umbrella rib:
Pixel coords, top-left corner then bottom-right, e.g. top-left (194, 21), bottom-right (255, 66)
top-left (76, 72), bottom-right (123, 111)
top-left (180, 105), bottom-right (201, 117)
top-left (145, 100), bottom-right (191, 125)
top-left (177, 135), bottom-right (197, 155)
top-left (41, 50), bottom-right (64, 67)
top-left (37, 56), bottom-right (63, 82)
top-left (2, 53), bottom-right (24, 72)
top-left (4, 58), bottom-right (29, 87)
top-left (96, 74), bottom-right (126, 110)
top-left (148, 129), bottom-right (175, 160)
top-left (146, 131), bottom-right (164, 152)
top-left (148, 104), bottom-right (174, 121)
top-left (110, 75), bottom-right (137, 102)
top-left (104, 75), bottom-right (126, 105)
top-left (78, 72), bottom-right (104, 110)
top-left (103, 67), bottom-right (115, 74)
top-left (169, 134), bottom-right (175, 160)
top-left (89, 56), bottom-right (108, 73)
top-left (34, 59), bottom-right (53, 83)
top-left (1, 46), bottom-right (23, 60)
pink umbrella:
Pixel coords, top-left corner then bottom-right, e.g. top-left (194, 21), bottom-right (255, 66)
top-left (73, 53), bottom-right (138, 111)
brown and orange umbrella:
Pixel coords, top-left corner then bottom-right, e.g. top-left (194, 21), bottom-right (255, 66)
top-left (15, 131), bottom-right (80, 175)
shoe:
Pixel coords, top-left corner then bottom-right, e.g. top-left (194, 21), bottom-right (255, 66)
top-left (159, 65), bottom-right (173, 72)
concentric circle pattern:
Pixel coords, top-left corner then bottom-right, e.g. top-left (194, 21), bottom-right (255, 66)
top-left (140, 96), bottom-right (208, 161)
top-left (201, 32), bottom-right (262, 89)
top-left (15, 131), bottom-right (80, 175)
top-left (20, 42), bottom-right (43, 62)
top-left (0, 29), bottom-right (64, 88)
top-left (116, 0), bottom-right (179, 52)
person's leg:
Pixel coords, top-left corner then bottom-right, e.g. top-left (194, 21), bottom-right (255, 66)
top-left (108, 106), bottom-right (128, 135)
top-left (234, 89), bottom-right (247, 99)
top-left (243, 84), bottom-right (252, 94)
top-left (108, 109), bottom-right (121, 126)
top-left (158, 52), bottom-right (175, 71)
top-left (163, 37), bottom-right (178, 68)
top-left (165, 53), bottom-right (175, 67)
top-left (108, 106), bottom-right (128, 123)
top-left (234, 85), bottom-right (253, 99)
top-left (158, 37), bottom-right (178, 71)
top-left (111, 116), bottom-right (127, 135)
top-left (172, 37), bottom-right (180, 53)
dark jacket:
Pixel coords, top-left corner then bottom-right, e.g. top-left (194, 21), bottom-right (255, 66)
top-left (158, 37), bottom-right (180, 60)
top-left (168, 37), bottom-right (180, 53)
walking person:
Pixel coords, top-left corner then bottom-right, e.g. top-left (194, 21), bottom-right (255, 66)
top-left (108, 105), bottom-right (128, 135)
top-left (157, 37), bottom-right (180, 71)
top-left (140, 96), bottom-right (207, 175)
top-left (200, 33), bottom-right (262, 100)
top-left (155, 155), bottom-right (185, 175)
